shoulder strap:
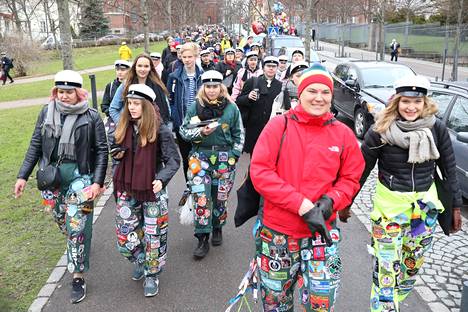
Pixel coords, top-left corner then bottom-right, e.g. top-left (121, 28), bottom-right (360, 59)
top-left (275, 115), bottom-right (288, 165)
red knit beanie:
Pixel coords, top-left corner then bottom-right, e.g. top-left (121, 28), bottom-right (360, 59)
top-left (297, 63), bottom-right (334, 96)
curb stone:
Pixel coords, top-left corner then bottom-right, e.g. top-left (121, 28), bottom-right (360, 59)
top-left (27, 184), bottom-right (113, 312)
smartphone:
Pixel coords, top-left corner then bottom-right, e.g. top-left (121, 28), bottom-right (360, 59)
top-left (207, 121), bottom-right (219, 129)
top-left (110, 146), bottom-right (128, 155)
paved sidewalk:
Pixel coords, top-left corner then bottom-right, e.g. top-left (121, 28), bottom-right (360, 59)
top-left (29, 155), bottom-right (430, 312)
top-left (0, 91), bottom-right (104, 110)
top-left (12, 65), bottom-right (115, 85)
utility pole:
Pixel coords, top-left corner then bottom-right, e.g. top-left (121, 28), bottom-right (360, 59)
top-left (451, 0), bottom-right (464, 81)
top-left (380, 0), bottom-right (385, 61)
top-left (56, 0), bottom-right (73, 69)
top-left (304, 0), bottom-right (313, 62)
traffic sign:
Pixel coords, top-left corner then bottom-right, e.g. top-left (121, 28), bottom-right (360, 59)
top-left (268, 26), bottom-right (279, 37)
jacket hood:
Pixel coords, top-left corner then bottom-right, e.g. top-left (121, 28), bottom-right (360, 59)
top-left (288, 103), bottom-right (335, 126)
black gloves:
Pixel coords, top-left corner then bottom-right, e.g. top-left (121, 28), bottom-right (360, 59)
top-left (315, 195), bottom-right (334, 220)
top-left (301, 195), bottom-right (334, 246)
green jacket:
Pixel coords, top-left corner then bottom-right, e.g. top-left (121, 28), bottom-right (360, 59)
top-left (179, 98), bottom-right (245, 158)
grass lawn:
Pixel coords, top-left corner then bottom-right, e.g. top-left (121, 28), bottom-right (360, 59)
top-left (0, 69), bottom-right (116, 103)
top-left (387, 32), bottom-right (468, 56)
top-left (26, 42), bottom-right (166, 77)
top-left (0, 105), bottom-right (65, 312)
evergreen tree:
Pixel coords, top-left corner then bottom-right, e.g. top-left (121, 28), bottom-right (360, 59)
top-left (79, 0), bottom-right (110, 39)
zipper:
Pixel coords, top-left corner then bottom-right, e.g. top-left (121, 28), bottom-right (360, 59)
top-left (411, 163), bottom-right (415, 192)
top-left (389, 175), bottom-right (394, 188)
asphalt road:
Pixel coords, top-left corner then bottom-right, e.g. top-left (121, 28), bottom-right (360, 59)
top-left (42, 153), bottom-right (430, 312)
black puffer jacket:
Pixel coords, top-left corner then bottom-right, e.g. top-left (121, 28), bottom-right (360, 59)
top-left (360, 119), bottom-right (463, 207)
top-left (17, 105), bottom-right (108, 186)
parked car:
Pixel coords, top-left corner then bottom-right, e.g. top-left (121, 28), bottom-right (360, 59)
top-left (429, 81), bottom-right (468, 198)
top-left (270, 35), bottom-right (304, 60)
top-left (40, 35), bottom-right (61, 50)
top-left (97, 34), bottom-right (121, 44)
top-left (331, 60), bottom-right (416, 138)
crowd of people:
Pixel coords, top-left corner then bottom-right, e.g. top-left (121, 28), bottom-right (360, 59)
top-left (13, 23), bottom-right (462, 312)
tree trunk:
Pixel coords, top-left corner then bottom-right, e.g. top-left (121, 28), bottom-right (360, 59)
top-left (451, 0), bottom-right (464, 81)
top-left (56, 0), bottom-right (74, 69)
top-left (140, 0), bottom-right (149, 53)
top-left (304, 0), bottom-right (313, 61)
top-left (403, 12), bottom-right (410, 47)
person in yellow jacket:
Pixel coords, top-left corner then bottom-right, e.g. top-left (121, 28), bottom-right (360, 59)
top-left (220, 35), bottom-right (232, 54)
top-left (119, 42), bottom-right (133, 61)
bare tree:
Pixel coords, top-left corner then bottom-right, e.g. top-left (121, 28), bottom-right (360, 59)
top-left (451, 0), bottom-right (464, 80)
top-left (395, 0), bottom-right (436, 46)
top-left (56, 0), bottom-right (73, 69)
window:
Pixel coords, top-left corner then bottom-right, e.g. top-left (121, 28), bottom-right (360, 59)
top-left (429, 92), bottom-right (454, 118)
top-left (40, 21), bottom-right (47, 33)
top-left (447, 96), bottom-right (468, 133)
top-left (334, 65), bottom-right (348, 81)
top-left (347, 67), bottom-right (358, 81)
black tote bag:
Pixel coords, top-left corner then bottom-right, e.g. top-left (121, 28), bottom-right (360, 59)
top-left (234, 116), bottom-right (288, 227)
top-left (434, 166), bottom-right (453, 236)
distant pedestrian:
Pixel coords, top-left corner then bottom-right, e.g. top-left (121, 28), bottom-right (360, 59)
top-left (390, 38), bottom-right (400, 62)
top-left (179, 70), bottom-right (244, 259)
top-left (101, 60), bottom-right (131, 121)
top-left (1, 51), bottom-right (14, 85)
top-left (231, 51), bottom-right (262, 102)
top-left (249, 64), bottom-right (365, 311)
top-left (166, 42), bottom-right (204, 206)
top-left (109, 54), bottom-right (171, 126)
top-left (236, 56), bottom-right (282, 154)
top-left (150, 52), bottom-right (164, 79)
top-left (276, 54), bottom-right (288, 82)
top-left (14, 70), bottom-right (108, 304)
top-left (360, 75), bottom-right (462, 312)
top-left (119, 42), bottom-right (133, 61)
top-left (200, 49), bottom-right (216, 72)
top-left (215, 48), bottom-right (242, 95)
top-left (112, 84), bottom-right (180, 297)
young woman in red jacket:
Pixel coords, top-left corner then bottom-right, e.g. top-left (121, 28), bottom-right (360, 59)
top-left (250, 63), bottom-right (365, 311)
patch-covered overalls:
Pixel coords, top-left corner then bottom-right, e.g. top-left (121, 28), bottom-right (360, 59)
top-left (179, 99), bottom-right (244, 235)
top-left (369, 181), bottom-right (444, 312)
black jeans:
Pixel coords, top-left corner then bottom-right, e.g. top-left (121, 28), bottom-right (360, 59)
top-left (2, 68), bottom-right (13, 84)
top-left (175, 129), bottom-right (192, 183)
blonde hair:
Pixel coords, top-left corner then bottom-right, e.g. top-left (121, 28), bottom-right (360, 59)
top-left (196, 83), bottom-right (229, 104)
top-left (180, 42), bottom-right (199, 56)
top-left (115, 98), bottom-right (161, 147)
top-left (373, 94), bottom-right (438, 134)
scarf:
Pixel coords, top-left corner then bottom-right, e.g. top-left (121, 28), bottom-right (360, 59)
top-left (197, 97), bottom-right (228, 121)
top-left (43, 99), bottom-right (89, 160)
top-left (113, 121), bottom-right (158, 202)
top-left (225, 59), bottom-right (237, 70)
top-left (380, 115), bottom-right (440, 164)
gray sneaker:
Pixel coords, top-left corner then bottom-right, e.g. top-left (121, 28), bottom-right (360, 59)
top-left (132, 262), bottom-right (144, 281)
top-left (143, 276), bottom-right (159, 297)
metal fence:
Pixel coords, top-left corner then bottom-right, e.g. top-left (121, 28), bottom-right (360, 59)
top-left (297, 22), bottom-right (468, 58)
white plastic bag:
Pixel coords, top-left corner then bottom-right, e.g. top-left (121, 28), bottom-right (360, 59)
top-left (179, 194), bottom-right (194, 225)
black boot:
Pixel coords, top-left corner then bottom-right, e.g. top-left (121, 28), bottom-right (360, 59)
top-left (212, 228), bottom-right (222, 246)
top-left (193, 233), bottom-right (209, 259)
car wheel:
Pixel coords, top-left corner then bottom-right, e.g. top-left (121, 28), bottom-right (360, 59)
top-left (354, 108), bottom-right (368, 139)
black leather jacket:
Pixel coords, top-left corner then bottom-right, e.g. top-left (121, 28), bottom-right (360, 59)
top-left (17, 105), bottom-right (108, 186)
top-left (360, 119), bottom-right (463, 207)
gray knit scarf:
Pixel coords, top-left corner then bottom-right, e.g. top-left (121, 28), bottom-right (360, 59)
top-left (381, 115), bottom-right (440, 163)
top-left (43, 99), bottom-right (89, 160)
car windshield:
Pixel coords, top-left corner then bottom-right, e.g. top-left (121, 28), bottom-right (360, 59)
top-left (361, 67), bottom-right (415, 88)
top-left (273, 38), bottom-right (303, 48)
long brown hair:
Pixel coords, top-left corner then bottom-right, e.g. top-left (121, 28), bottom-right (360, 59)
top-left (374, 94), bottom-right (438, 134)
top-left (122, 54), bottom-right (169, 98)
top-left (115, 98), bottom-right (161, 147)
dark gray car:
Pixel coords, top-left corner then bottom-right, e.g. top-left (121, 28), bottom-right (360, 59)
top-left (429, 81), bottom-right (468, 198)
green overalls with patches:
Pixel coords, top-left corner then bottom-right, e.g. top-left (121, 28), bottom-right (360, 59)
top-left (369, 181), bottom-right (444, 312)
top-left (179, 99), bottom-right (245, 234)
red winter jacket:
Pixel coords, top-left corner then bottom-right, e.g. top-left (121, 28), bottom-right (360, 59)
top-left (250, 105), bottom-right (365, 238)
